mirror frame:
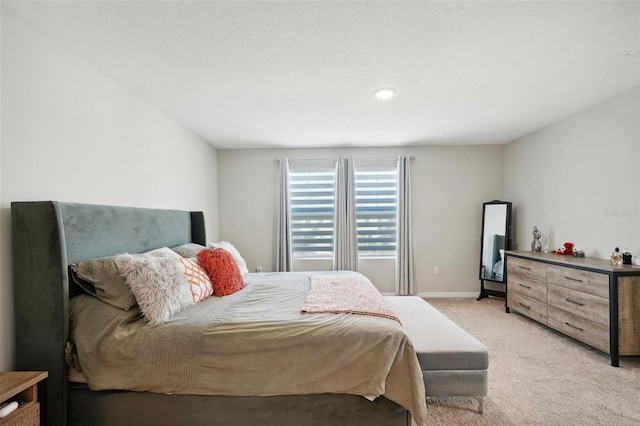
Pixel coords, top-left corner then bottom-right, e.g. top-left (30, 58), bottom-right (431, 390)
top-left (478, 200), bottom-right (512, 299)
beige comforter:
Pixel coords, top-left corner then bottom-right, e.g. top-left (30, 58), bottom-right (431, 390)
top-left (70, 271), bottom-right (427, 424)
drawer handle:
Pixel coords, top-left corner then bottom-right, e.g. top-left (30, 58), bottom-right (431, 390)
top-left (517, 302), bottom-right (531, 310)
top-left (564, 276), bottom-right (584, 283)
top-left (518, 283), bottom-right (532, 289)
top-left (565, 322), bottom-right (584, 332)
top-left (564, 298), bottom-right (584, 306)
top-left (518, 266), bottom-right (531, 271)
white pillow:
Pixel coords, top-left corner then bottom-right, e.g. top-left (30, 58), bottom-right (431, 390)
top-left (207, 241), bottom-right (249, 275)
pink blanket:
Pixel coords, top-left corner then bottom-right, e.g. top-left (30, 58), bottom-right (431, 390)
top-left (301, 273), bottom-right (400, 323)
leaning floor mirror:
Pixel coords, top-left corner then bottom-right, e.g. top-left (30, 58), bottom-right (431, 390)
top-left (477, 200), bottom-right (512, 300)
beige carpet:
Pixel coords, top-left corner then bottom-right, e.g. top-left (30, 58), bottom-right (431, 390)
top-left (419, 297), bottom-right (640, 426)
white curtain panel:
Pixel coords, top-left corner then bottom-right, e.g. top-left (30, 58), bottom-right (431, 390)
top-left (395, 156), bottom-right (415, 295)
top-left (274, 157), bottom-right (293, 272)
top-left (333, 157), bottom-right (359, 271)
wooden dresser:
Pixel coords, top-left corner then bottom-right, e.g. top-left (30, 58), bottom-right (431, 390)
top-left (505, 251), bottom-right (640, 366)
top-left (0, 371), bottom-right (47, 426)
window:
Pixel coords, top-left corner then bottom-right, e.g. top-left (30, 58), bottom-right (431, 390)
top-left (355, 162), bottom-right (397, 257)
top-left (288, 159), bottom-right (398, 259)
top-left (289, 161), bottom-right (336, 258)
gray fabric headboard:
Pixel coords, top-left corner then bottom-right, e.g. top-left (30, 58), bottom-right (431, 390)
top-left (11, 201), bottom-right (205, 426)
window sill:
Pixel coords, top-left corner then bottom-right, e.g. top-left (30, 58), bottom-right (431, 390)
top-left (359, 256), bottom-right (396, 260)
top-left (294, 257), bottom-right (332, 261)
top-left (294, 256), bottom-right (397, 261)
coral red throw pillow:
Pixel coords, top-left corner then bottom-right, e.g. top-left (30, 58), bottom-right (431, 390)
top-left (197, 248), bottom-right (246, 296)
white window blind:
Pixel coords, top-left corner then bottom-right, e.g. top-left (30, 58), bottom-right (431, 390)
top-left (355, 162), bottom-right (397, 256)
top-left (289, 160), bottom-right (336, 258)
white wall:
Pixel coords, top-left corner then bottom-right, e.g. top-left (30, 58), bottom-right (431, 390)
top-left (505, 88), bottom-right (640, 259)
top-left (217, 145), bottom-right (504, 295)
top-left (0, 11), bottom-right (219, 371)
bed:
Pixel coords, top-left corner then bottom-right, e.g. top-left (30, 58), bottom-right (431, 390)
top-left (11, 201), bottom-right (426, 426)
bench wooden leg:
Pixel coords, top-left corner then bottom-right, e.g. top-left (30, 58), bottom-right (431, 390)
top-left (476, 395), bottom-right (484, 414)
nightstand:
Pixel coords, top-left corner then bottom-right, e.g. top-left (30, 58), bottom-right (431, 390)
top-left (0, 371), bottom-right (48, 426)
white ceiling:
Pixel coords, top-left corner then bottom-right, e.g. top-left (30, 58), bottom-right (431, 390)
top-left (4, 1), bottom-right (640, 149)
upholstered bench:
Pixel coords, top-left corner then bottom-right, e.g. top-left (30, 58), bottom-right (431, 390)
top-left (384, 296), bottom-right (488, 413)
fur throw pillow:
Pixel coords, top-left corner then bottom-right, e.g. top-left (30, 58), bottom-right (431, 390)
top-left (116, 253), bottom-right (212, 325)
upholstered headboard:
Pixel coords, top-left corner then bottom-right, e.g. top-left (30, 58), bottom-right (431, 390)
top-left (11, 201), bottom-right (205, 426)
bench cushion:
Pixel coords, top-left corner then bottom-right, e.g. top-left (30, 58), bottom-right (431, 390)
top-left (384, 296), bottom-right (488, 371)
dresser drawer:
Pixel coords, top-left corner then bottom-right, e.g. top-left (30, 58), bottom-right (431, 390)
top-left (508, 292), bottom-right (547, 324)
top-left (547, 284), bottom-right (609, 326)
top-left (548, 305), bottom-right (609, 354)
top-left (508, 274), bottom-right (547, 303)
top-left (507, 256), bottom-right (546, 281)
top-left (0, 401), bottom-right (39, 426)
top-left (546, 264), bottom-right (608, 299)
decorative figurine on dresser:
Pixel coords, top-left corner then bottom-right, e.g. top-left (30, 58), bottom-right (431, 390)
top-left (530, 226), bottom-right (542, 252)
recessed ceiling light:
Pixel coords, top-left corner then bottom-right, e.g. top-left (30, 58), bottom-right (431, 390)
top-left (374, 88), bottom-right (396, 100)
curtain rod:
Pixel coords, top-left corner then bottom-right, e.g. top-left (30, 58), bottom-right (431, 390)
top-left (274, 156), bottom-right (415, 163)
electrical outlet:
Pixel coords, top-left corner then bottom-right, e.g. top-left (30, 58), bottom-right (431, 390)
top-left (434, 266), bottom-right (440, 275)
top-left (256, 266), bottom-right (263, 273)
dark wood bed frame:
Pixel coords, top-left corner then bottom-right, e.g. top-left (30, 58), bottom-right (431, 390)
top-left (11, 201), bottom-right (409, 426)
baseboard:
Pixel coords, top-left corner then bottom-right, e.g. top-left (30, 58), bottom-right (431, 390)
top-left (381, 292), bottom-right (479, 298)
top-left (419, 292), bottom-right (479, 298)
